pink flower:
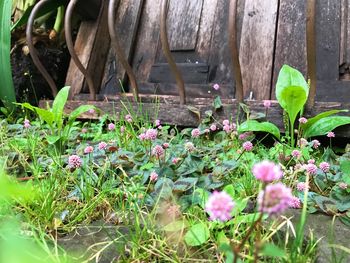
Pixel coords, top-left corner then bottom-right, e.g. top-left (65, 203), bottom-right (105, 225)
top-left (298, 117), bottom-right (308, 124)
top-left (191, 128), bottom-right (201, 138)
top-left (291, 150), bottom-right (301, 159)
top-left (125, 114), bottom-right (133, 123)
top-left (84, 146), bottom-right (94, 154)
top-left (242, 141), bottom-right (253, 151)
top-left (223, 125), bottom-right (231, 133)
top-left (98, 142), bottom-right (107, 150)
top-left (312, 139), bottom-right (321, 149)
top-left (152, 145), bottom-right (164, 158)
top-left (23, 119), bottom-right (31, 128)
top-left (205, 191), bottom-right (235, 222)
top-left (306, 163), bottom-right (317, 175)
top-left (68, 155), bottom-right (82, 168)
top-left (120, 126), bottom-right (125, 133)
top-left (158, 125), bottom-right (163, 130)
top-left (213, 83), bottom-right (220, 90)
top-left (339, 182), bottom-right (348, 189)
top-left (327, 131), bottom-right (335, 138)
top-left (223, 119), bottom-right (230, 126)
top-left (263, 100), bottom-right (271, 108)
top-left (172, 157), bottom-right (180, 164)
top-left (138, 133), bottom-right (147, 141)
top-left (258, 183), bottom-right (293, 215)
top-left (146, 128), bottom-right (158, 140)
top-left (319, 162), bottom-right (330, 173)
top-left (289, 196), bottom-right (301, 209)
top-left (155, 119), bottom-right (161, 127)
top-left (150, 171), bottom-right (158, 182)
top-left (298, 138), bottom-right (308, 147)
top-left (184, 142), bottom-right (195, 152)
top-left (239, 132), bottom-right (252, 141)
top-left (294, 163), bottom-right (304, 172)
top-left (210, 124), bottom-right (217, 131)
top-left (296, 182), bottom-right (309, 192)
top-left (88, 108), bottom-right (95, 114)
top-left (81, 128), bottom-right (88, 133)
top-left (108, 123), bottom-right (115, 131)
top-left (308, 159), bottom-right (315, 164)
top-left (252, 160), bottom-right (283, 182)
top-left (163, 143), bottom-right (169, 149)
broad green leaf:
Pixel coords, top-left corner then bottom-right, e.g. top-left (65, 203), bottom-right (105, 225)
top-left (193, 188), bottom-right (209, 209)
top-left (261, 243), bottom-right (286, 258)
top-left (163, 220), bottom-right (188, 232)
top-left (217, 231), bottom-right (230, 246)
top-left (223, 185), bottom-right (235, 199)
top-left (140, 162), bottom-right (154, 171)
top-left (0, 0), bottom-right (16, 109)
top-left (173, 177), bottom-right (198, 192)
top-left (46, 135), bottom-right (60, 145)
top-left (301, 110), bottom-right (348, 131)
top-left (68, 104), bottom-right (97, 125)
top-left (52, 86), bottom-right (70, 129)
top-left (154, 178), bottom-right (174, 199)
top-left (303, 116), bottom-right (350, 138)
top-left (238, 120), bottom-right (280, 139)
top-left (213, 96), bottom-right (223, 110)
top-left (35, 107), bottom-right (54, 127)
top-left (184, 223), bottom-right (210, 246)
top-left (232, 198), bottom-right (249, 216)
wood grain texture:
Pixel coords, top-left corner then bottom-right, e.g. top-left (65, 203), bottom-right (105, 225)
top-left (65, 0), bottom-right (109, 97)
top-left (239, 0), bottom-right (278, 100)
top-left (39, 96), bottom-right (350, 136)
top-left (167, 0), bottom-right (203, 51)
top-left (272, 0), bottom-right (307, 98)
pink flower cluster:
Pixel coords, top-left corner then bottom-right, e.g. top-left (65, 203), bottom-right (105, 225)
top-left (243, 141), bottom-right (253, 151)
top-left (291, 150), bottom-right (301, 159)
top-left (258, 183), bottom-right (293, 215)
top-left (152, 145), bottom-right (164, 158)
top-left (98, 142), bottom-right (108, 150)
top-left (222, 120), bottom-right (236, 133)
top-left (298, 117), bottom-right (308, 124)
top-left (125, 114), bottom-right (133, 123)
top-left (319, 162), bottom-right (330, 173)
top-left (150, 171), bottom-right (158, 182)
top-left (84, 146), bottom-right (94, 154)
top-left (296, 182), bottom-right (309, 192)
top-left (327, 131), bottom-right (335, 138)
top-left (139, 128), bottom-right (158, 141)
top-left (24, 119), bottom-right (31, 129)
top-left (68, 155), bottom-right (82, 169)
top-left (205, 191), bottom-right (235, 222)
top-left (252, 161), bottom-right (283, 182)
top-left (108, 123), bottom-right (115, 131)
top-left (191, 128), bottom-right (201, 138)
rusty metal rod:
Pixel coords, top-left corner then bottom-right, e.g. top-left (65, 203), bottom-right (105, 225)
top-left (160, 0), bottom-right (186, 105)
top-left (26, 0), bottom-right (58, 97)
top-left (228, 0), bottom-right (243, 102)
top-left (65, 0), bottom-right (96, 100)
top-left (108, 0), bottom-right (139, 100)
top-left (306, 0), bottom-right (317, 107)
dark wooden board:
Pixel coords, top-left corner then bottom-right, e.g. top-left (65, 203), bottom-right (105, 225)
top-left (39, 96), bottom-right (350, 136)
top-left (148, 63), bottom-right (209, 84)
top-left (272, 0), bottom-right (307, 98)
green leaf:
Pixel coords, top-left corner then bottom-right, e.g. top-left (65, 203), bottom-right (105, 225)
top-left (46, 135), bottom-right (60, 145)
top-left (261, 243), bottom-right (286, 258)
top-left (163, 220), bottom-right (188, 232)
top-left (213, 96), bottom-right (223, 110)
top-left (303, 116), bottom-right (350, 138)
top-left (217, 231), bottom-right (230, 246)
top-left (0, 0), bottom-right (16, 109)
top-left (173, 177), bottom-right (198, 192)
top-left (301, 110), bottom-right (348, 131)
top-left (184, 223), bottom-right (210, 246)
top-left (193, 188), bottom-right (209, 209)
top-left (223, 185), bottom-right (235, 199)
top-left (68, 104), bottom-right (97, 125)
top-left (154, 178), bottom-right (174, 199)
top-left (238, 120), bottom-right (280, 139)
top-left (52, 86), bottom-right (70, 129)
top-left (35, 107), bottom-right (54, 127)
top-left (140, 162), bottom-right (154, 171)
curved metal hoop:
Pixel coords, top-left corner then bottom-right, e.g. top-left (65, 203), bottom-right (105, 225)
top-left (26, 0), bottom-right (58, 97)
top-left (160, 0), bottom-right (186, 105)
top-left (228, 0), bottom-right (243, 102)
top-left (108, 0), bottom-right (139, 100)
top-left (65, 0), bottom-right (96, 100)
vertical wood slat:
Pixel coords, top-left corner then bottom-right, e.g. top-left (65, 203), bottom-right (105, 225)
top-left (167, 0), bottom-right (203, 51)
top-left (272, 0), bottom-right (307, 98)
top-left (65, 0), bottom-right (109, 97)
top-left (239, 0), bottom-right (278, 100)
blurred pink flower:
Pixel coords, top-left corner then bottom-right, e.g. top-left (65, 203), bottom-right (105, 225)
top-left (155, 119), bottom-right (161, 126)
top-left (312, 139), bottom-right (321, 149)
top-left (291, 150), bottom-right (301, 159)
top-left (138, 133), bottom-right (147, 141)
top-left (298, 138), bottom-right (308, 147)
top-left (263, 100), bottom-right (271, 108)
top-left (210, 124), bottom-right (217, 131)
top-left (172, 157), bottom-right (180, 164)
top-left (223, 119), bottom-right (230, 126)
top-left (327, 131), bottom-right (335, 138)
top-left (191, 128), bottom-right (201, 138)
top-left (205, 191), bottom-right (235, 222)
top-left (339, 182), bottom-right (348, 189)
top-left (213, 83), bottom-right (220, 90)
top-left (319, 162), bottom-right (330, 173)
top-left (258, 183), bottom-right (293, 215)
top-left (184, 142), bottom-right (195, 152)
top-left (289, 196), bottom-right (301, 209)
top-left (108, 123), bottom-right (115, 131)
top-left (252, 160), bottom-right (283, 182)
top-left (163, 143), bottom-right (169, 149)
top-left (242, 141), bottom-right (253, 151)
top-left (296, 182), bottom-right (309, 192)
top-left (24, 119), bottom-right (31, 128)
top-left (125, 114), bottom-right (133, 123)
top-left (152, 145), bottom-right (164, 158)
top-left (298, 117), bottom-right (308, 124)
top-left (146, 128), bottom-right (158, 140)
top-left (68, 155), bottom-right (82, 168)
top-left (84, 146), bottom-right (94, 154)
top-left (120, 126), bottom-right (125, 133)
top-left (306, 163), bottom-right (317, 175)
top-left (150, 171), bottom-right (158, 182)
top-left (98, 142), bottom-right (107, 150)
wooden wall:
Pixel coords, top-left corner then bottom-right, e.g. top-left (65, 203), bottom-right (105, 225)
top-left (66, 0), bottom-right (350, 103)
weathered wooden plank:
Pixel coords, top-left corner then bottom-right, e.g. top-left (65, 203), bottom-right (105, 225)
top-left (65, 0), bottom-right (109, 97)
top-left (272, 0), bottom-right (307, 98)
top-left (100, 0), bottom-right (144, 95)
top-left (167, 0), bottom-right (203, 51)
top-left (339, 0), bottom-right (350, 80)
top-left (239, 0), bottom-right (278, 100)
top-left (316, 81), bottom-right (350, 102)
top-left (316, 0), bottom-right (341, 81)
top-left (39, 97), bottom-right (350, 136)
top-left (149, 63), bottom-right (209, 84)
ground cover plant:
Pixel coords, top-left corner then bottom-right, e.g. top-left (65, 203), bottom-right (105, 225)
top-left (0, 65), bottom-right (350, 262)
